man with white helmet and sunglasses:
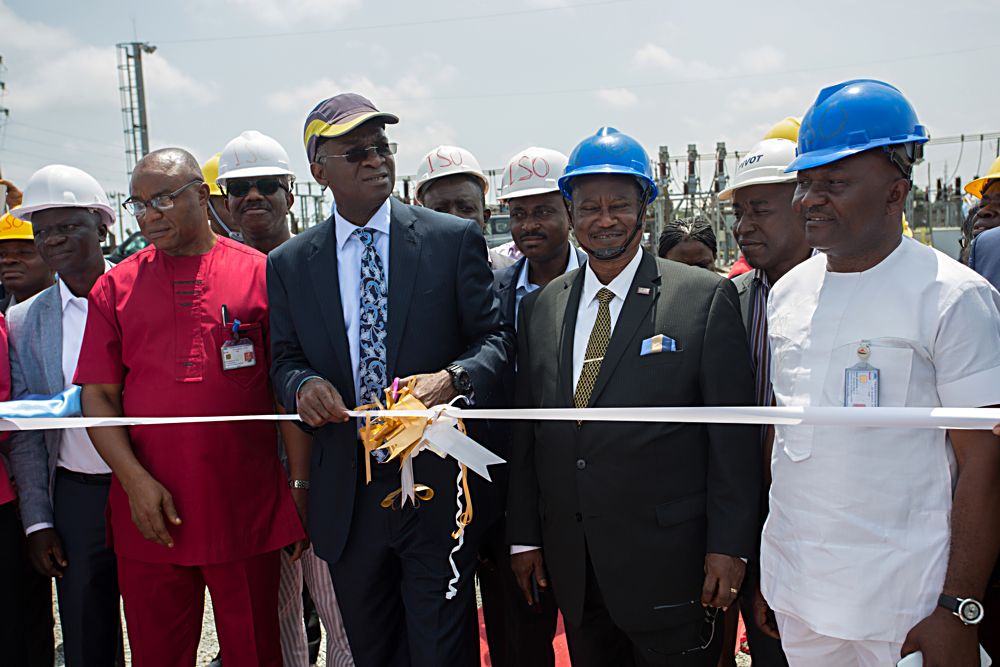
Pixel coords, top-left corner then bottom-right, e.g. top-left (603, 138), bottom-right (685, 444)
top-left (414, 145), bottom-right (515, 269)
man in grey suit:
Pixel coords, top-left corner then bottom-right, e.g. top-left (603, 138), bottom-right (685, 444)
top-left (719, 137), bottom-right (810, 667)
top-left (269, 93), bottom-right (509, 666)
top-left (7, 164), bottom-right (122, 666)
top-left (508, 128), bottom-right (760, 666)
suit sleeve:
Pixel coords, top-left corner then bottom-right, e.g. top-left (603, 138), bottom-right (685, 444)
top-left (267, 253), bottom-right (322, 413)
top-left (969, 235), bottom-right (978, 272)
top-left (450, 221), bottom-right (513, 400)
top-left (700, 279), bottom-right (760, 558)
top-left (6, 309), bottom-right (53, 529)
top-left (506, 292), bottom-right (542, 546)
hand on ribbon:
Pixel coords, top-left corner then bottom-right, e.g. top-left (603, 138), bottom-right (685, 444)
top-left (398, 370), bottom-right (458, 408)
top-left (297, 378), bottom-right (350, 427)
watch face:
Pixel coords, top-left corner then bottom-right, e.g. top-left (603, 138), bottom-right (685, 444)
top-left (960, 600), bottom-right (983, 623)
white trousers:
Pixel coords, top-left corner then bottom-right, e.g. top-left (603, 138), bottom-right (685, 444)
top-left (278, 547), bottom-right (355, 667)
top-left (775, 612), bottom-right (903, 667)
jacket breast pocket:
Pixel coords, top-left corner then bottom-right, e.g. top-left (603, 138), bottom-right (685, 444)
top-left (824, 338), bottom-right (915, 407)
top-left (211, 322), bottom-right (266, 389)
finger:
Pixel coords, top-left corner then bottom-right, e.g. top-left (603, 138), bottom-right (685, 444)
top-left (297, 401), bottom-right (327, 427)
top-left (31, 550), bottom-right (59, 578)
top-left (708, 576), bottom-right (733, 610)
top-left (328, 391), bottom-right (351, 422)
top-left (289, 540), bottom-right (305, 563)
top-left (762, 617), bottom-right (781, 640)
top-left (147, 507), bottom-right (174, 547)
top-left (900, 633), bottom-right (918, 657)
top-left (513, 565), bottom-right (534, 604)
top-left (162, 493), bottom-right (182, 526)
top-left (51, 538), bottom-right (68, 569)
top-left (533, 560), bottom-right (548, 588)
top-left (701, 572), bottom-right (719, 607)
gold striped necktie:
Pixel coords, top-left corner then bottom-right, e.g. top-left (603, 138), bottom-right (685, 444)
top-left (574, 287), bottom-right (615, 409)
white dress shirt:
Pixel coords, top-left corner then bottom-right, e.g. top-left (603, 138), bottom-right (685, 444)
top-left (762, 237), bottom-right (1000, 642)
top-left (511, 247), bottom-right (642, 555)
top-left (334, 198), bottom-right (391, 404)
top-left (513, 245), bottom-right (581, 326)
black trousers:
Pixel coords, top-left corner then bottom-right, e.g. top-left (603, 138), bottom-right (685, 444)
top-left (737, 582), bottom-right (788, 667)
top-left (328, 458), bottom-right (481, 667)
top-left (53, 469), bottom-right (123, 667)
top-left (477, 516), bottom-right (558, 667)
top-left (563, 551), bottom-right (723, 667)
top-left (0, 500), bottom-right (55, 667)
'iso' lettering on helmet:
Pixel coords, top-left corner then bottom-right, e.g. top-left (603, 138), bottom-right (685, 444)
top-left (510, 156), bottom-right (551, 183)
top-left (427, 148), bottom-right (465, 173)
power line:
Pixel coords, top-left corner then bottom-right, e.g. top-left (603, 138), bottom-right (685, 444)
top-left (6, 120), bottom-right (124, 154)
top-left (4, 130), bottom-right (125, 161)
top-left (154, 0), bottom-right (638, 44)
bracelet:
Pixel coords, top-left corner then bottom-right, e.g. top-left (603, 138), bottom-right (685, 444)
top-left (289, 479), bottom-right (310, 489)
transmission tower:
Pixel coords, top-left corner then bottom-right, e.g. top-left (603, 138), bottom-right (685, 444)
top-left (116, 42), bottom-right (156, 179)
top-left (0, 54), bottom-right (10, 170)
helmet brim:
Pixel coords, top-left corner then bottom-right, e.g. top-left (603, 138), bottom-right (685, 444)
top-left (965, 175), bottom-right (1000, 199)
top-left (718, 173), bottom-right (797, 201)
top-left (787, 135), bottom-right (929, 173)
top-left (217, 166), bottom-right (296, 185)
top-left (558, 164), bottom-right (658, 201)
top-left (14, 202), bottom-right (116, 227)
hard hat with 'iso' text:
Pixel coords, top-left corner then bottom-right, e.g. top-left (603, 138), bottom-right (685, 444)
top-left (498, 147), bottom-right (569, 201)
top-left (414, 145), bottom-right (489, 202)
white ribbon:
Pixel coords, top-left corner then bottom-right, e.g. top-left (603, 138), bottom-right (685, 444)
top-left (4, 405), bottom-right (1000, 431)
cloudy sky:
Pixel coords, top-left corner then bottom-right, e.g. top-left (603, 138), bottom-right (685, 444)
top-left (1, 0), bottom-right (998, 220)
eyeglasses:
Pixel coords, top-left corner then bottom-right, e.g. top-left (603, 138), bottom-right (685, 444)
top-left (646, 603), bottom-right (719, 657)
top-left (123, 180), bottom-right (203, 218)
top-left (223, 177), bottom-right (289, 198)
top-left (316, 142), bottom-right (397, 165)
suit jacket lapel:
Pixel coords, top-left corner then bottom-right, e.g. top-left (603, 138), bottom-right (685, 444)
top-left (39, 288), bottom-right (64, 392)
top-left (307, 221), bottom-right (356, 406)
top-left (588, 252), bottom-right (661, 407)
top-left (557, 269), bottom-right (584, 406)
top-left (386, 199), bottom-right (421, 380)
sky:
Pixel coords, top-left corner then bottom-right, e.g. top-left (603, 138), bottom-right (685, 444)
top-left (1, 0), bottom-right (998, 225)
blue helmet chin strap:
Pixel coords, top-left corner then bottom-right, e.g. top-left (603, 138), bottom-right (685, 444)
top-left (575, 182), bottom-right (651, 262)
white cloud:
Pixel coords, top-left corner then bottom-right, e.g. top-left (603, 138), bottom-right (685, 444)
top-left (142, 53), bottom-right (216, 105)
top-left (216, 0), bottom-right (361, 27)
top-left (596, 88), bottom-right (639, 109)
top-left (741, 45), bottom-right (785, 75)
top-left (725, 85), bottom-right (808, 115)
top-left (632, 44), bottom-right (721, 79)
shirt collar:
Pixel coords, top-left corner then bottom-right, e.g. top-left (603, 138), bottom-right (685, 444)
top-left (752, 267), bottom-right (771, 289)
top-left (516, 245), bottom-right (581, 292)
top-left (581, 247), bottom-right (643, 306)
top-left (334, 198), bottom-right (391, 251)
top-left (58, 259), bottom-right (112, 311)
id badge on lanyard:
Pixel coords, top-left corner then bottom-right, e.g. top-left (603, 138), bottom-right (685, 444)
top-left (844, 340), bottom-right (878, 407)
top-left (220, 312), bottom-right (256, 371)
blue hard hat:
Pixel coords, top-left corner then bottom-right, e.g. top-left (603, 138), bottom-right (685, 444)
top-left (787, 79), bottom-right (929, 173)
top-left (559, 127), bottom-right (658, 202)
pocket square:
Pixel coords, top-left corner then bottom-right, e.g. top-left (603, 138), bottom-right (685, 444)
top-left (640, 334), bottom-right (677, 356)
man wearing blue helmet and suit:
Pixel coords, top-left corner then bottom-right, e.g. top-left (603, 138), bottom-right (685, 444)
top-left (507, 127), bottom-right (760, 666)
top-left (759, 80), bottom-right (1000, 667)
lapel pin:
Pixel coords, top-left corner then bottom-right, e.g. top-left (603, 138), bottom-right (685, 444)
top-left (636, 286), bottom-right (651, 295)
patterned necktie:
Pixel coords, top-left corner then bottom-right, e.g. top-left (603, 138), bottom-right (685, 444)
top-left (575, 288), bottom-right (615, 409)
top-left (355, 228), bottom-right (389, 462)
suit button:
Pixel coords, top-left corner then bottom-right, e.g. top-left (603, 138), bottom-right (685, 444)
top-left (576, 459), bottom-right (586, 470)
top-left (575, 512), bottom-right (582, 522)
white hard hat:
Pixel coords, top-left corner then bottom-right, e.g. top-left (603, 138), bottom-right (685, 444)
top-left (498, 147), bottom-right (569, 201)
top-left (414, 145), bottom-right (489, 201)
top-left (217, 130), bottom-right (295, 185)
top-left (718, 138), bottom-right (798, 202)
top-left (15, 164), bottom-right (116, 227)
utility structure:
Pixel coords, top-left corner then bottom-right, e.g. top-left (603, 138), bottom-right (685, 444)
top-left (116, 42), bottom-right (156, 179)
top-left (0, 54), bottom-right (9, 173)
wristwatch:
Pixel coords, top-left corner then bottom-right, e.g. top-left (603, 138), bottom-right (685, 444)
top-left (938, 594), bottom-right (984, 625)
top-left (289, 479), bottom-right (310, 490)
top-left (445, 364), bottom-right (473, 395)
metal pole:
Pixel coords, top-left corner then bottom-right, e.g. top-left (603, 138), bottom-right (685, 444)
top-left (132, 43), bottom-right (150, 157)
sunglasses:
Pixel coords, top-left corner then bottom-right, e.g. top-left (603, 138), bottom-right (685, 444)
top-left (316, 143), bottom-right (398, 165)
top-left (223, 177), bottom-right (289, 198)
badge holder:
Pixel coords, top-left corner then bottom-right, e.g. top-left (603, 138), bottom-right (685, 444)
top-left (844, 340), bottom-right (879, 407)
top-left (221, 318), bottom-right (256, 371)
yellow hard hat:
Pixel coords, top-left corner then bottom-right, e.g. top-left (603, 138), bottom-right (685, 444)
top-left (201, 152), bottom-right (224, 196)
top-left (902, 212), bottom-right (913, 238)
top-left (0, 208), bottom-right (34, 242)
top-left (762, 117), bottom-right (802, 142)
top-left (965, 155), bottom-right (1000, 199)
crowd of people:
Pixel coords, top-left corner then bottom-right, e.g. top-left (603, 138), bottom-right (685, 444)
top-left (0, 76), bottom-right (998, 667)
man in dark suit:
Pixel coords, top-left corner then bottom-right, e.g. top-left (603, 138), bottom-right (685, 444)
top-left (268, 93), bottom-right (509, 667)
top-left (477, 147), bottom-right (583, 667)
top-left (508, 127), bottom-right (760, 667)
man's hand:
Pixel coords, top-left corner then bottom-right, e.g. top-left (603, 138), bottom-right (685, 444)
top-left (0, 178), bottom-right (23, 208)
top-left (752, 587), bottom-right (781, 640)
top-left (901, 607), bottom-right (980, 667)
top-left (121, 473), bottom-right (181, 548)
top-left (701, 553), bottom-right (746, 611)
top-left (26, 528), bottom-right (67, 578)
top-left (511, 549), bottom-right (548, 606)
top-left (288, 486), bottom-right (311, 562)
top-left (400, 370), bottom-right (458, 407)
top-left (297, 378), bottom-right (350, 427)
